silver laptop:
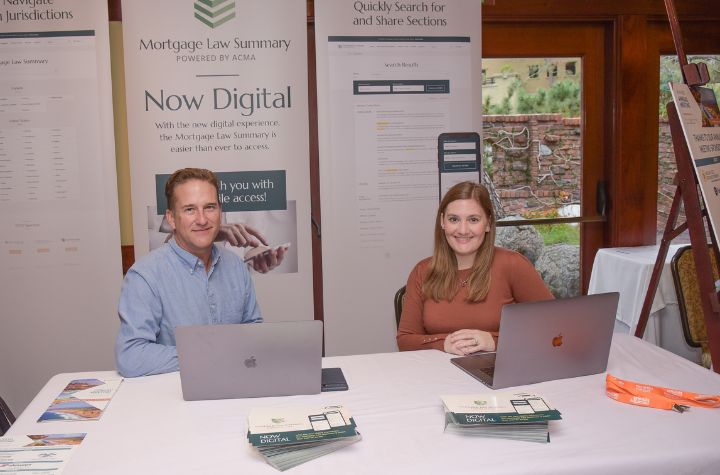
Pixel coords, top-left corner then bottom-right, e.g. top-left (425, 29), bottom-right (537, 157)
top-left (176, 320), bottom-right (323, 401)
top-left (451, 292), bottom-right (619, 389)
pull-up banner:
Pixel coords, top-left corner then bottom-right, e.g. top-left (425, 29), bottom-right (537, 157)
top-left (315, 0), bottom-right (483, 355)
top-left (122, 0), bottom-right (313, 321)
top-left (0, 1), bottom-right (121, 414)
top-left (670, 83), bottom-right (720, 246)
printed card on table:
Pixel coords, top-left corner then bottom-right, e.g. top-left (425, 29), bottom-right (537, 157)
top-left (0, 433), bottom-right (85, 474)
top-left (38, 378), bottom-right (123, 422)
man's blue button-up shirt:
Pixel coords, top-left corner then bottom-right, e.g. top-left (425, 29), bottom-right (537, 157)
top-left (115, 239), bottom-right (262, 377)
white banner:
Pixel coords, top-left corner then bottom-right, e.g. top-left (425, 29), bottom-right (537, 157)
top-left (0, 2), bottom-right (121, 414)
top-left (670, 82), bottom-right (720, 245)
top-left (121, 0), bottom-right (313, 321)
top-left (315, 0), bottom-right (483, 355)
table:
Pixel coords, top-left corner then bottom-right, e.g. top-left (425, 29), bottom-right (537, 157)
top-left (9, 333), bottom-right (720, 475)
top-left (588, 244), bottom-right (700, 362)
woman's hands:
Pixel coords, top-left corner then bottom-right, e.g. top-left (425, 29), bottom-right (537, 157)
top-left (444, 329), bottom-right (495, 355)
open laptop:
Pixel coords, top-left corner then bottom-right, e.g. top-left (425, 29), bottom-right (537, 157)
top-left (451, 292), bottom-right (619, 389)
top-left (176, 320), bottom-right (323, 401)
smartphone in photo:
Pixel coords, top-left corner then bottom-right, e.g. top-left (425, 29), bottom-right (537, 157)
top-left (309, 414), bottom-right (331, 431)
top-left (324, 410), bottom-right (347, 427)
top-left (510, 399), bottom-right (535, 414)
top-left (438, 132), bottom-right (482, 200)
top-left (527, 397), bottom-right (551, 412)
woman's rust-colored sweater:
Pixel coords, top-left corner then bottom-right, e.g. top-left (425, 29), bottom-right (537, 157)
top-left (397, 247), bottom-right (554, 351)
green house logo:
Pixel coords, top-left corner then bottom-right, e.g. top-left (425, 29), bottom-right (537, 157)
top-left (194, 0), bottom-right (235, 29)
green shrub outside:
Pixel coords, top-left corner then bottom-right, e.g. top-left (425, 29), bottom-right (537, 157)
top-left (534, 223), bottom-right (580, 245)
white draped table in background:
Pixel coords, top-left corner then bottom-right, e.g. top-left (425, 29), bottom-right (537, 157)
top-left (588, 244), bottom-right (700, 362)
top-left (9, 334), bottom-right (720, 475)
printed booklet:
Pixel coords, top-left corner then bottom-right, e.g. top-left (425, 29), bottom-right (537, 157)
top-left (0, 433), bottom-right (86, 474)
top-left (38, 378), bottom-right (123, 422)
top-left (441, 392), bottom-right (562, 443)
top-left (247, 405), bottom-right (361, 471)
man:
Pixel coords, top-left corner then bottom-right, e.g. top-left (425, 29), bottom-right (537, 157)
top-left (115, 168), bottom-right (284, 377)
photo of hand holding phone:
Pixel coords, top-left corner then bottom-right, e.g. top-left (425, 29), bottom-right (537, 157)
top-left (243, 242), bottom-right (291, 273)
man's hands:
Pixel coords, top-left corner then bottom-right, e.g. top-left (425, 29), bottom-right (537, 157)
top-left (216, 223), bottom-right (268, 248)
top-left (444, 329), bottom-right (495, 356)
top-left (217, 223), bottom-right (286, 273)
top-left (246, 246), bottom-right (287, 273)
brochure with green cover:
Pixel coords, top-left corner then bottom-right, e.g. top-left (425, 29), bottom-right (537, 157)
top-left (441, 393), bottom-right (562, 443)
top-left (247, 405), bottom-right (361, 471)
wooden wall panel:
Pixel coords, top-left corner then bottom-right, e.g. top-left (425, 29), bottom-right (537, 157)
top-left (612, 15), bottom-right (658, 246)
top-left (116, 1), bottom-right (720, 295)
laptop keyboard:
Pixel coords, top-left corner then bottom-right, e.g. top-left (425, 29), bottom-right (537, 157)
top-left (450, 353), bottom-right (497, 387)
top-left (479, 366), bottom-right (495, 378)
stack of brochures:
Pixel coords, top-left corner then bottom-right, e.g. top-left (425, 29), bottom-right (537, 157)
top-left (441, 392), bottom-right (562, 443)
top-left (247, 405), bottom-right (361, 471)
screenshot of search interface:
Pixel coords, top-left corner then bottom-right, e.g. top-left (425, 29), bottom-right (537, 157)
top-left (327, 36), bottom-right (472, 248)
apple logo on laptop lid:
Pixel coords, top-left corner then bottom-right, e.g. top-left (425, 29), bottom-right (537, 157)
top-left (244, 356), bottom-right (258, 368)
top-left (552, 334), bottom-right (563, 348)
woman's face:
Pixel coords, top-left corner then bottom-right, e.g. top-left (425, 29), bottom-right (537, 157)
top-left (441, 198), bottom-right (490, 264)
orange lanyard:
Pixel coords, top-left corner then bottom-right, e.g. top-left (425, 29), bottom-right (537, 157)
top-left (606, 374), bottom-right (720, 412)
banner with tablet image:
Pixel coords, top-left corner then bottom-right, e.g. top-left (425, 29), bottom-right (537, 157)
top-left (122, 0), bottom-right (313, 319)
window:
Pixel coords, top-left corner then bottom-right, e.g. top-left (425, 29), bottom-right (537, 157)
top-left (546, 63), bottom-right (558, 78)
top-left (565, 61), bottom-right (576, 76)
top-left (483, 56), bottom-right (582, 297)
top-left (483, 22), bottom-right (607, 295)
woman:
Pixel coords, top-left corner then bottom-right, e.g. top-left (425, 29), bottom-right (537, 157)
top-left (396, 181), bottom-right (553, 355)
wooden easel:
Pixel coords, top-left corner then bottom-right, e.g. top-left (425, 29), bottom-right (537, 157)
top-left (634, 0), bottom-right (720, 372)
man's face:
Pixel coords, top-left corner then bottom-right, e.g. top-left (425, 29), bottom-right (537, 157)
top-left (166, 179), bottom-right (221, 259)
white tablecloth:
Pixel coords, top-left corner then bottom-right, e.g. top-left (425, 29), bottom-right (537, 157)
top-left (9, 333), bottom-right (720, 475)
top-left (588, 245), bottom-right (683, 330)
top-left (587, 244), bottom-right (704, 364)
